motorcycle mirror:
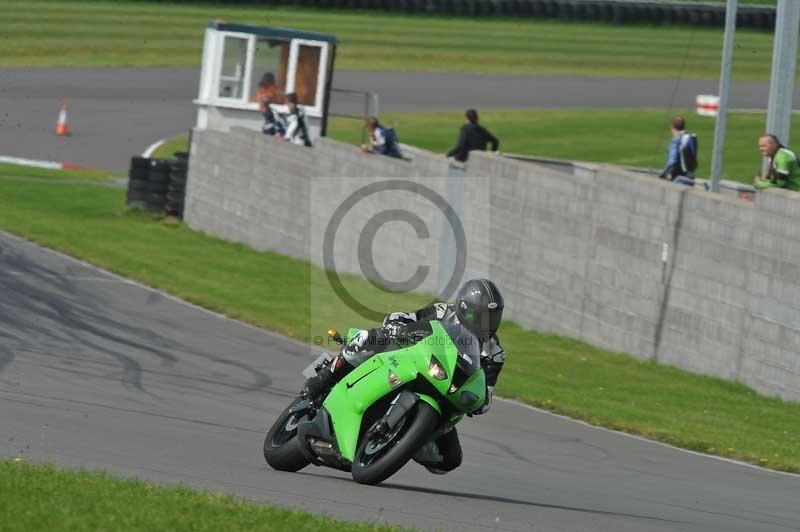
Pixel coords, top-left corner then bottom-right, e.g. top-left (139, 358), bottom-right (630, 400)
top-left (327, 328), bottom-right (344, 345)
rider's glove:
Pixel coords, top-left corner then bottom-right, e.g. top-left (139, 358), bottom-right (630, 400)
top-left (474, 386), bottom-right (494, 415)
top-left (383, 311), bottom-right (417, 326)
top-left (383, 322), bottom-right (408, 340)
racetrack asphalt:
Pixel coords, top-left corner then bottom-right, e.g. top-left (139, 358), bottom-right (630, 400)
top-left (0, 67), bottom-right (787, 171)
top-left (1, 229), bottom-right (798, 532)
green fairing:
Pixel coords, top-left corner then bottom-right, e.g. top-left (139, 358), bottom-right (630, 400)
top-left (323, 321), bottom-right (485, 462)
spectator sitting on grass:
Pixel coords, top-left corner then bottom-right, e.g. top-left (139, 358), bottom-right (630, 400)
top-left (283, 93), bottom-right (312, 147)
top-left (361, 116), bottom-right (402, 158)
top-left (754, 133), bottom-right (800, 192)
top-left (658, 116), bottom-right (697, 187)
top-left (446, 109), bottom-right (499, 163)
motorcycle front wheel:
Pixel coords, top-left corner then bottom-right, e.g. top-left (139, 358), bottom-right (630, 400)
top-left (351, 401), bottom-right (439, 485)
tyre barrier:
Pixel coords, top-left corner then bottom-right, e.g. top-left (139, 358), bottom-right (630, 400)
top-left (166, 152), bottom-right (189, 219)
top-left (156, 0), bottom-right (776, 30)
top-left (126, 156), bottom-right (150, 208)
top-left (127, 154), bottom-right (190, 217)
top-left (146, 159), bottom-right (171, 214)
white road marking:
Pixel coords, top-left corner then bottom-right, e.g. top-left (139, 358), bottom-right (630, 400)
top-left (142, 138), bottom-right (167, 158)
top-left (0, 271), bottom-right (125, 282)
top-left (0, 155), bottom-right (62, 170)
top-left (496, 397), bottom-right (800, 480)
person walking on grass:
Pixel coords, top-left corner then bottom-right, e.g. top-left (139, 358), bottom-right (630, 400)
top-left (447, 109), bottom-right (499, 163)
top-left (658, 116), bottom-right (698, 187)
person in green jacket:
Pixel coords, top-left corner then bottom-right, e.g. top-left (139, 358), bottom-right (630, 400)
top-left (754, 133), bottom-right (800, 191)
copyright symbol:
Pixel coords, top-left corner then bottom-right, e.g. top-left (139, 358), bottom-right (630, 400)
top-left (322, 179), bottom-right (467, 321)
top-left (313, 336), bottom-right (324, 346)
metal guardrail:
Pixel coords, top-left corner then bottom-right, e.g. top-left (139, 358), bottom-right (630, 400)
top-left (328, 88), bottom-right (379, 143)
top-left (329, 88), bottom-right (379, 119)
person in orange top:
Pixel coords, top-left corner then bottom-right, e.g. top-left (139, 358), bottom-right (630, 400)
top-left (253, 72), bottom-right (283, 111)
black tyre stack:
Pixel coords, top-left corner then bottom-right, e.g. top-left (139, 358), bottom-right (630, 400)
top-left (146, 159), bottom-right (171, 213)
top-left (126, 156), bottom-right (150, 208)
top-left (126, 152), bottom-right (190, 217)
top-left (166, 152), bottom-right (189, 218)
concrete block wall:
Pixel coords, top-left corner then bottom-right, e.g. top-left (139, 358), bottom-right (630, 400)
top-left (656, 187), bottom-right (800, 399)
top-left (656, 191), bottom-right (753, 382)
top-left (465, 153), bottom-right (679, 361)
top-left (186, 127), bottom-right (453, 297)
top-left (185, 127), bottom-right (800, 402)
top-left (466, 151), bottom-right (800, 401)
top-left (738, 189), bottom-right (800, 399)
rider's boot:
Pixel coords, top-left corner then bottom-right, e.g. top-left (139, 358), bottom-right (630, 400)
top-left (415, 428), bottom-right (462, 475)
top-left (303, 330), bottom-right (369, 401)
top-left (304, 354), bottom-right (350, 400)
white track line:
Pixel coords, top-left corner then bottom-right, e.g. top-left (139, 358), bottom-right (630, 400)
top-left (0, 272), bottom-right (125, 282)
top-left (142, 139), bottom-right (167, 158)
top-left (2, 229), bottom-right (799, 480)
top-left (496, 397), bottom-right (800, 479)
top-left (0, 155), bottom-right (62, 170)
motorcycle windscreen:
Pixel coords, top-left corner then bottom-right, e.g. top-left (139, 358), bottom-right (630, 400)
top-left (439, 313), bottom-right (481, 376)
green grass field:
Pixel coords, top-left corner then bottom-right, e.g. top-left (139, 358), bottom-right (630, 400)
top-left (0, 162), bottom-right (117, 181)
top-left (155, 109), bottom-right (784, 185)
top-left (151, 135), bottom-right (191, 160)
top-left (0, 176), bottom-right (798, 473)
top-left (331, 109), bottom-right (788, 183)
top-left (2, 0), bottom-right (786, 80)
top-left (0, 461), bottom-right (412, 532)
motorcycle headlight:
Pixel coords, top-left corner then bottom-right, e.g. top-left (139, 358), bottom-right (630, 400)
top-left (428, 356), bottom-right (448, 381)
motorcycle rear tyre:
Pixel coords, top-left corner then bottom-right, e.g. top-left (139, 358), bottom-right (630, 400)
top-left (263, 400), bottom-right (312, 472)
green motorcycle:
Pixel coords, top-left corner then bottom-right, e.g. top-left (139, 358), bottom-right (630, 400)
top-left (263, 314), bottom-right (486, 485)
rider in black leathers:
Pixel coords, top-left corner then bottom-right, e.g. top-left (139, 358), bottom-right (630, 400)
top-left (304, 278), bottom-right (506, 474)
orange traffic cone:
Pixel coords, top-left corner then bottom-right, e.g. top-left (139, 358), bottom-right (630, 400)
top-left (55, 103), bottom-right (69, 136)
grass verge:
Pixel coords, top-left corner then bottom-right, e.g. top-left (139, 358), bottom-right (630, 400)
top-left (0, 460), bottom-right (412, 532)
top-left (1, 0), bottom-right (784, 80)
top-left (157, 109), bottom-right (791, 185)
top-left (151, 135), bottom-right (192, 160)
top-left (0, 162), bottom-right (116, 181)
top-left (0, 177), bottom-right (798, 473)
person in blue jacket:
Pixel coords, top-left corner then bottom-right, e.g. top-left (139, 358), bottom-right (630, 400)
top-left (361, 116), bottom-right (402, 158)
top-left (658, 116), bottom-right (698, 186)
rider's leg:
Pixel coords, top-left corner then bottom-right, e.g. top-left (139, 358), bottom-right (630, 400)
top-left (423, 427), bottom-right (463, 475)
top-left (304, 327), bottom-right (391, 400)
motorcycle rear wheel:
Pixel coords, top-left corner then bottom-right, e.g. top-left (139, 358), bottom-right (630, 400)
top-left (351, 401), bottom-right (439, 485)
top-left (263, 398), bottom-right (312, 472)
